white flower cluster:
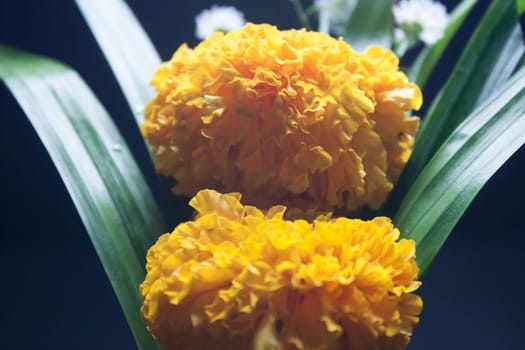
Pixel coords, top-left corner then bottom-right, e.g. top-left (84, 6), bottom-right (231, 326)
top-left (393, 0), bottom-right (449, 45)
top-left (194, 5), bottom-right (246, 40)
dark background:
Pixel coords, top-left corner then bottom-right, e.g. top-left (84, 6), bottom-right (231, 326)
top-left (1, 0), bottom-right (524, 349)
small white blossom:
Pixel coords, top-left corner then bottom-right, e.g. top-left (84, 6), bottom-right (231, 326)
top-left (314, 0), bottom-right (357, 35)
top-left (393, 0), bottom-right (449, 45)
top-left (194, 5), bottom-right (246, 40)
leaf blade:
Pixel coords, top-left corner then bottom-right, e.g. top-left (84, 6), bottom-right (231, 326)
top-left (75, 0), bottom-right (161, 124)
top-left (0, 45), bottom-right (163, 350)
top-left (413, 0), bottom-right (522, 176)
top-left (394, 66), bottom-right (525, 275)
top-left (408, 0), bottom-right (478, 88)
top-left (518, 0), bottom-right (525, 16)
top-left (387, 0), bottom-right (524, 213)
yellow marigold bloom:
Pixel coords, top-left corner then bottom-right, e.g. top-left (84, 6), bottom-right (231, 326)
top-left (140, 189), bottom-right (422, 349)
top-left (142, 22), bottom-right (421, 213)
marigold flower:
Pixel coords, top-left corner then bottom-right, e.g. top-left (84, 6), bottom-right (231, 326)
top-left (140, 189), bottom-right (422, 349)
top-left (142, 23), bottom-right (421, 213)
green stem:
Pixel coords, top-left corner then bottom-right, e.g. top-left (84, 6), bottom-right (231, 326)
top-left (290, 0), bottom-right (312, 30)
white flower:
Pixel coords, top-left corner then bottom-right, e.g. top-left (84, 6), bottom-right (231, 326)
top-left (314, 0), bottom-right (357, 35)
top-left (194, 5), bottom-right (246, 40)
top-left (393, 0), bottom-right (449, 45)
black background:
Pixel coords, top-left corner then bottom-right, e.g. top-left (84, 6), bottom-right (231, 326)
top-left (1, 0), bottom-right (524, 349)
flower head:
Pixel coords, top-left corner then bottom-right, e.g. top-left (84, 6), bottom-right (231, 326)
top-left (140, 189), bottom-right (422, 349)
top-left (194, 5), bottom-right (246, 40)
top-left (142, 23), bottom-right (421, 213)
top-left (393, 0), bottom-right (449, 45)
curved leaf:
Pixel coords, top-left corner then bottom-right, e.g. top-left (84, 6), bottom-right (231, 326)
top-left (75, 0), bottom-right (161, 125)
top-left (411, 0), bottom-right (522, 177)
top-left (394, 66), bottom-right (525, 275)
top-left (387, 0), bottom-right (524, 213)
top-left (408, 0), bottom-right (477, 88)
top-left (0, 45), bottom-right (163, 350)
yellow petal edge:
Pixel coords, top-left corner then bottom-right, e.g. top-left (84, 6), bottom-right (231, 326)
top-left (142, 23), bottom-right (422, 213)
top-left (140, 189), bottom-right (423, 349)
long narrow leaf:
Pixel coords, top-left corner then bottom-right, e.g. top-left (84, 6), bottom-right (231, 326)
top-left (519, 0), bottom-right (525, 41)
top-left (0, 45), bottom-right (163, 350)
top-left (387, 0), bottom-right (524, 212)
top-left (394, 66), bottom-right (525, 275)
top-left (344, 0), bottom-right (393, 51)
top-left (410, 0), bottom-right (522, 176)
top-left (408, 0), bottom-right (477, 88)
top-left (75, 0), bottom-right (161, 125)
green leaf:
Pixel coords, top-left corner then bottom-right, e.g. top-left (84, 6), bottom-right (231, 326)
top-left (518, 0), bottom-right (525, 16)
top-left (0, 45), bottom-right (163, 350)
top-left (412, 0), bottom-right (522, 176)
top-left (408, 0), bottom-right (478, 88)
top-left (344, 0), bottom-right (393, 51)
top-left (394, 65), bottom-right (525, 275)
top-left (75, 0), bottom-right (161, 125)
top-left (290, 0), bottom-right (313, 30)
top-left (387, 0), bottom-right (524, 212)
